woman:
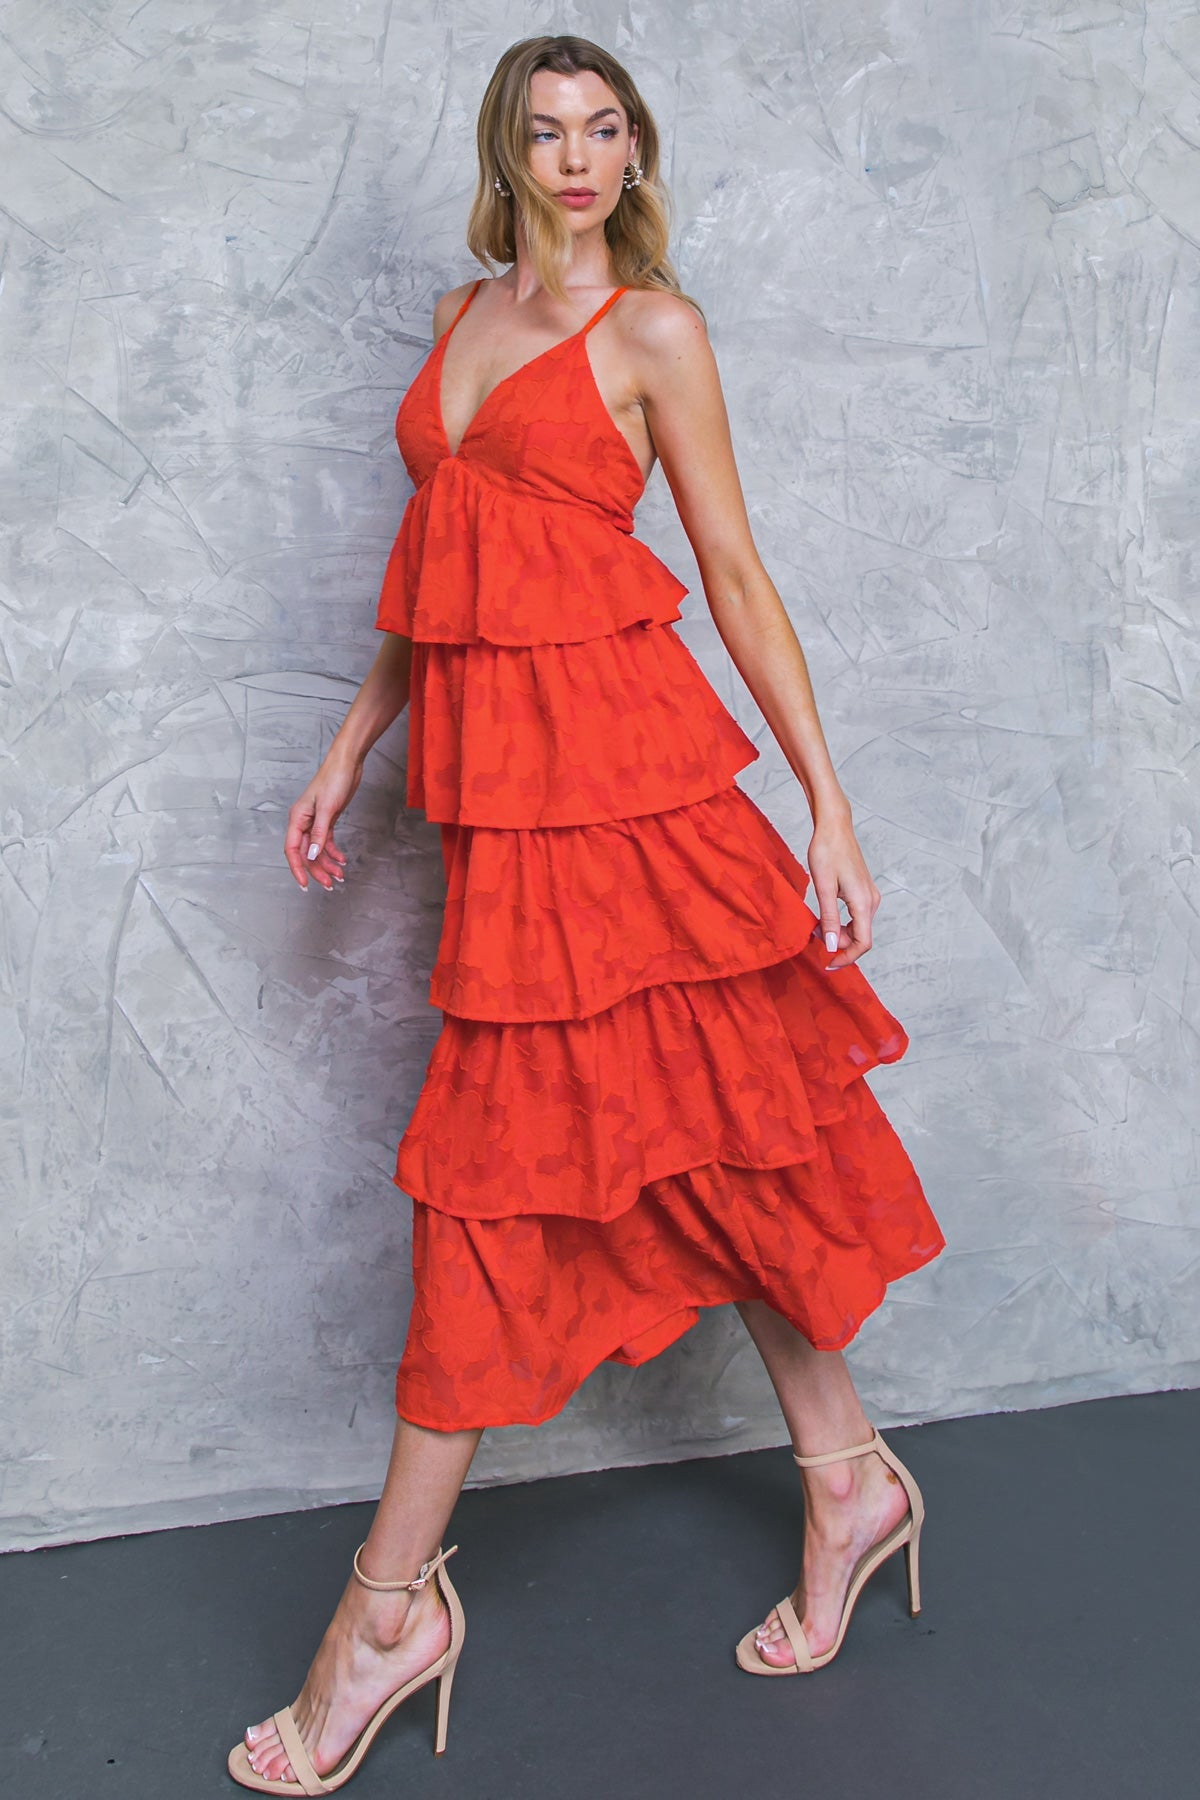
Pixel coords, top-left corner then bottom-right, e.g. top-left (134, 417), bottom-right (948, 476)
top-left (228, 33), bottom-right (946, 1795)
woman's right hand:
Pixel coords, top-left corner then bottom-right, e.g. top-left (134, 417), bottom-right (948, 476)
top-left (284, 756), bottom-right (363, 890)
top-left (282, 632), bottom-right (413, 890)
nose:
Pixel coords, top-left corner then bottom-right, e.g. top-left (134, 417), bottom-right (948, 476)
top-left (560, 135), bottom-right (588, 175)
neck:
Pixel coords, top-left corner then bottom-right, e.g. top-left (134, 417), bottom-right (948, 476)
top-left (510, 214), bottom-right (616, 305)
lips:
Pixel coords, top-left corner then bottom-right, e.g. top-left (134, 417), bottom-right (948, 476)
top-left (558, 188), bottom-right (596, 198)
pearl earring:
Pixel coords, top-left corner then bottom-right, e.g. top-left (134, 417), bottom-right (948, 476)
top-left (622, 160), bottom-right (643, 190)
top-left (494, 175), bottom-right (511, 197)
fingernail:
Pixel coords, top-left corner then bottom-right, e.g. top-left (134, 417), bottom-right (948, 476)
top-left (307, 844), bottom-right (320, 862)
top-left (825, 931), bottom-right (838, 953)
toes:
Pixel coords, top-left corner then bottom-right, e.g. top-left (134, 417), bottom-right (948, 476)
top-left (256, 1748), bottom-right (296, 1784)
top-left (759, 1636), bottom-right (796, 1668)
top-left (244, 1719), bottom-right (305, 1785)
top-left (245, 1735), bottom-right (290, 1784)
top-left (752, 1607), bottom-right (796, 1668)
top-left (245, 1725), bottom-right (283, 1779)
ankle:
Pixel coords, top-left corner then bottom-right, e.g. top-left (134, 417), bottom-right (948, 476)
top-left (801, 1460), bottom-right (858, 1508)
top-left (343, 1579), bottom-right (429, 1653)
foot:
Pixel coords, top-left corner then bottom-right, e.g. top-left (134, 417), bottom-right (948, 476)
top-left (242, 1568), bottom-right (452, 1784)
top-left (752, 1446), bottom-right (912, 1668)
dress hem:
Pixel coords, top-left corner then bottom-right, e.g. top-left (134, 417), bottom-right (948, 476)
top-left (392, 1232), bottom-right (946, 1434)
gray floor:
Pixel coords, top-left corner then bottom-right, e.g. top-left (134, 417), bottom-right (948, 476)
top-left (3, 1389), bottom-right (1195, 1800)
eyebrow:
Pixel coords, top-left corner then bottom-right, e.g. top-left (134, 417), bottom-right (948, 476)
top-left (531, 107), bottom-right (621, 126)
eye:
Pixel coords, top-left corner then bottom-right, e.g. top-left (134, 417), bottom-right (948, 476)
top-left (531, 129), bottom-right (557, 143)
top-left (595, 126), bottom-right (619, 139)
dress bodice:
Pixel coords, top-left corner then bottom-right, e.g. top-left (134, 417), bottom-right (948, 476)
top-left (374, 280), bottom-right (689, 646)
top-left (395, 278), bottom-right (648, 527)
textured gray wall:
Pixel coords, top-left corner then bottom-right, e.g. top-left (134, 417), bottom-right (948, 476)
top-left (3, 2), bottom-right (1198, 1550)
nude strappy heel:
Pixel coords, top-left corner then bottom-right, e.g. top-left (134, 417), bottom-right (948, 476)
top-left (227, 1543), bottom-right (466, 1793)
top-left (735, 1427), bottom-right (924, 1676)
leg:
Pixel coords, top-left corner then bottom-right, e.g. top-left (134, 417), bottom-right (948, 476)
top-left (736, 1300), bottom-right (911, 1667)
top-left (244, 1417), bottom-right (480, 1784)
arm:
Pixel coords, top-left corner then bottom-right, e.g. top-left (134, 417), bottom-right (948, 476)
top-left (284, 631), bottom-right (414, 889)
top-left (633, 298), bottom-right (880, 970)
top-left (285, 284), bottom-right (482, 890)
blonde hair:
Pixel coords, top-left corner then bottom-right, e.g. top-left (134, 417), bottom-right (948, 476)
top-left (466, 35), bottom-right (701, 313)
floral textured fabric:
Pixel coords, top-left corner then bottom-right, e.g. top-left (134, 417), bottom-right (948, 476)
top-left (378, 278), bottom-right (946, 1431)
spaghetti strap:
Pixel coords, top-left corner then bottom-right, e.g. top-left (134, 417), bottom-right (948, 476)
top-left (443, 277), bottom-right (484, 340)
top-left (580, 285), bottom-right (629, 335)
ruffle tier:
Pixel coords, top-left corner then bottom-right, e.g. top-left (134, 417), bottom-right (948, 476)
top-left (395, 944), bottom-right (910, 1223)
top-left (375, 457), bottom-right (687, 645)
top-left (394, 1072), bottom-right (947, 1430)
top-left (406, 623), bottom-right (759, 827)
top-left (432, 784), bottom-right (822, 1021)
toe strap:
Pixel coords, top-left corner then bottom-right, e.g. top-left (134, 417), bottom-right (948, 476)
top-left (271, 1708), bottom-right (331, 1796)
top-left (776, 1595), bottom-right (815, 1672)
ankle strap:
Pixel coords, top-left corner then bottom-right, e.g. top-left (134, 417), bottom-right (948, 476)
top-left (792, 1428), bottom-right (879, 1469)
top-left (352, 1542), bottom-right (458, 1592)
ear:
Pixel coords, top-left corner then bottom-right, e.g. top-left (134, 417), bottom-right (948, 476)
top-left (629, 122), bottom-right (639, 159)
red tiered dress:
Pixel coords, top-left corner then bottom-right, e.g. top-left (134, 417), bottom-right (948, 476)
top-left (375, 279), bottom-right (945, 1431)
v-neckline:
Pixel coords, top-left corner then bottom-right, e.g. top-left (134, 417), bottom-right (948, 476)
top-left (434, 281), bottom-right (630, 462)
top-left (436, 331), bottom-right (576, 459)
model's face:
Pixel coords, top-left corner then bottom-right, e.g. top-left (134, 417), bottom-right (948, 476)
top-left (525, 68), bottom-right (638, 231)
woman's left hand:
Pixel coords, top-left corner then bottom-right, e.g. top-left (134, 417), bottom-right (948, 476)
top-left (806, 812), bottom-right (882, 971)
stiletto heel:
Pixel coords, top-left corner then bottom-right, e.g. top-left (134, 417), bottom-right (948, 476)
top-left (735, 1425), bottom-right (925, 1676)
top-left (227, 1543), bottom-right (466, 1791)
top-left (904, 1522), bottom-right (922, 1616)
top-left (433, 1658), bottom-right (456, 1756)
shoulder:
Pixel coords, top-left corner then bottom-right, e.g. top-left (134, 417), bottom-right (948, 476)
top-left (612, 287), bottom-right (717, 406)
top-left (431, 278), bottom-right (484, 341)
top-left (616, 288), bottom-right (713, 381)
